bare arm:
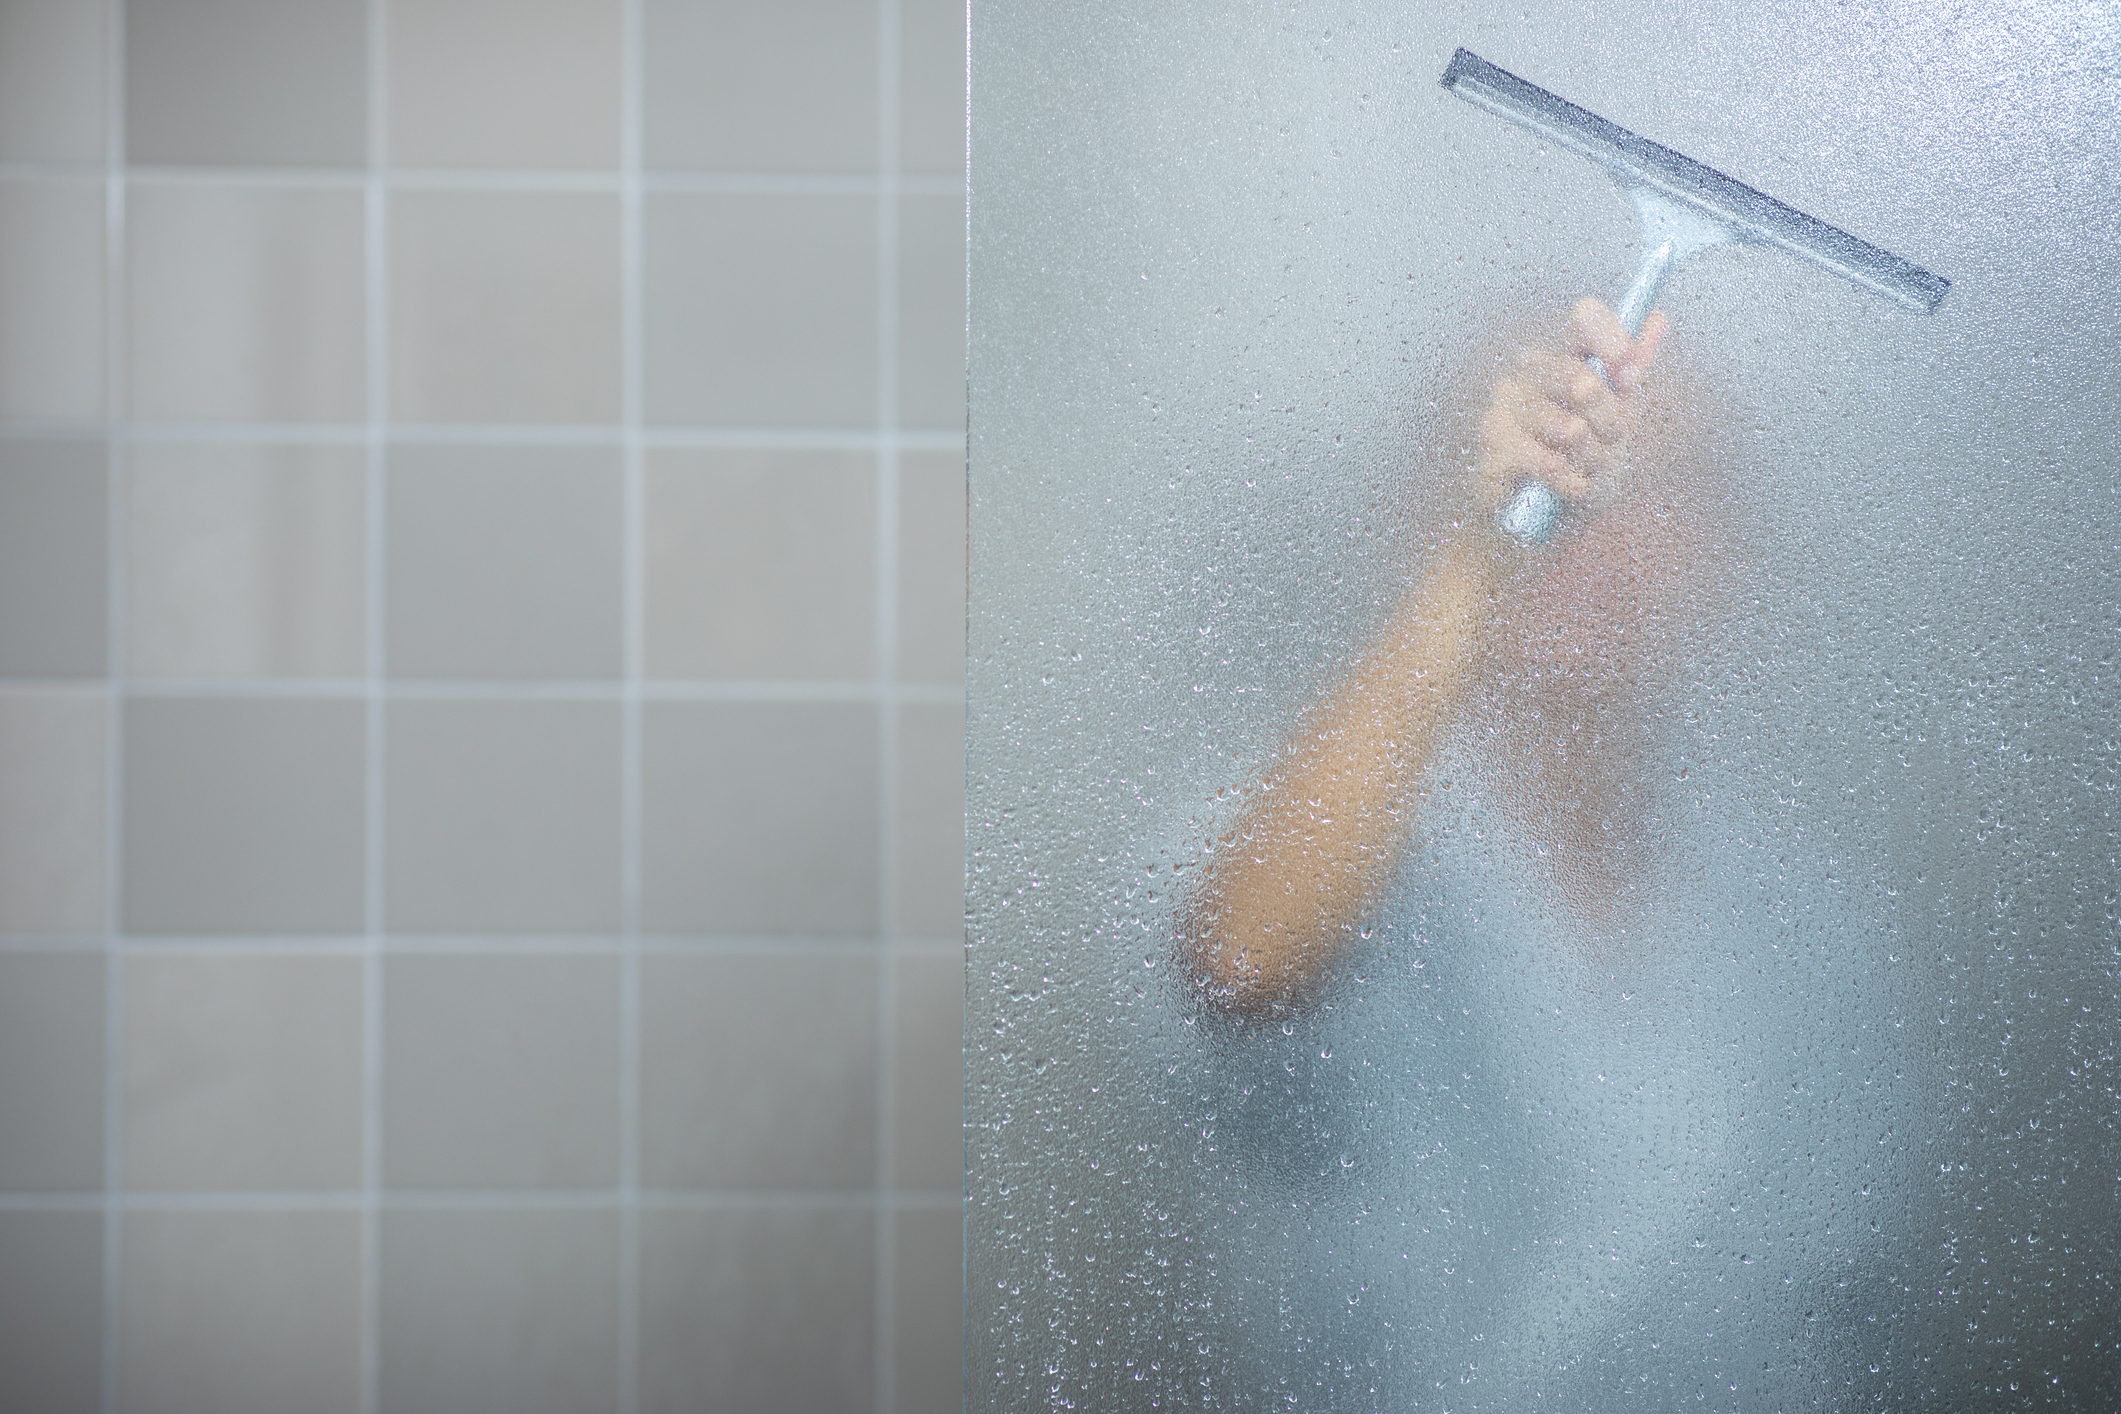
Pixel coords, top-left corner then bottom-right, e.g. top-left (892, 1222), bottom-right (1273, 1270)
top-left (1187, 299), bottom-right (1668, 1013)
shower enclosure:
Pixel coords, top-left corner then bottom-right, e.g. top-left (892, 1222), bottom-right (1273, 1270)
top-left (965, 2), bottom-right (2121, 1407)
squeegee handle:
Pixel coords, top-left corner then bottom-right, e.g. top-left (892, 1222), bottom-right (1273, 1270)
top-left (1498, 237), bottom-right (1681, 544)
top-left (1610, 238), bottom-right (1678, 337)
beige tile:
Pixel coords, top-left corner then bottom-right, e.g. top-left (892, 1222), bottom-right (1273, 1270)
top-left (0, 0), bottom-right (106, 162)
top-left (644, 192), bottom-right (877, 427)
top-left (643, 0), bottom-right (876, 173)
top-left (899, 191), bottom-right (966, 431)
top-left (0, 953), bottom-right (104, 1190)
top-left (0, 693), bottom-right (106, 932)
top-left (0, 439), bottom-right (106, 678)
top-left (379, 1208), bottom-right (618, 1414)
top-left (0, 179), bottom-right (104, 420)
top-left (127, 182), bottom-right (366, 422)
top-left (640, 952), bottom-right (876, 1188)
top-left (893, 1206), bottom-right (963, 1414)
top-left (123, 954), bottom-right (363, 1190)
top-left (0, 1212), bottom-right (102, 1414)
top-left (897, 448), bottom-right (965, 684)
top-left (644, 448), bottom-right (875, 681)
top-left (390, 0), bottom-right (620, 169)
top-left (894, 703), bottom-right (964, 939)
top-left (122, 698), bottom-right (366, 934)
top-left (900, 0), bottom-right (966, 177)
top-left (382, 954), bottom-right (620, 1188)
top-left (892, 951), bottom-right (962, 1187)
top-left (638, 1206), bottom-right (873, 1414)
top-left (125, 0), bottom-right (366, 167)
top-left (127, 443), bottom-right (366, 680)
top-left (386, 444), bottom-right (622, 679)
top-left (118, 1210), bottom-right (360, 1414)
top-left (389, 191), bottom-right (621, 424)
top-left (640, 701), bottom-right (878, 935)
top-left (384, 701), bottom-right (621, 933)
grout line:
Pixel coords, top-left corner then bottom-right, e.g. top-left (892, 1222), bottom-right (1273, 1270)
top-left (98, 0), bottom-right (126, 1407)
top-left (358, 4), bottom-right (390, 1412)
top-left (0, 419), bottom-right (972, 449)
top-left (876, 2), bottom-right (905, 1409)
top-left (13, 161), bottom-right (964, 195)
top-left (90, 677), bottom-right (965, 703)
top-left (638, 425), bottom-right (967, 450)
top-left (19, 930), bottom-right (922, 949)
top-left (1, 931), bottom-right (952, 955)
top-left (616, 2), bottom-right (645, 1409)
top-left (0, 1187), bottom-right (966, 1211)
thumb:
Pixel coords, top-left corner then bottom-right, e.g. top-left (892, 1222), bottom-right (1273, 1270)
top-left (1618, 311), bottom-right (1669, 389)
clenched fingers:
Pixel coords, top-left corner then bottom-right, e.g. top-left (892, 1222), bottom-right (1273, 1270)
top-left (1569, 299), bottom-right (1668, 391)
top-left (1481, 400), bottom-right (1596, 503)
top-left (1511, 351), bottom-right (1626, 439)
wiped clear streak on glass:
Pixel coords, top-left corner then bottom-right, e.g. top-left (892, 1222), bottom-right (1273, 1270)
top-left (966, 3), bottom-right (2121, 1409)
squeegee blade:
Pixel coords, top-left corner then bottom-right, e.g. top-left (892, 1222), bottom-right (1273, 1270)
top-left (1439, 48), bottom-right (1948, 314)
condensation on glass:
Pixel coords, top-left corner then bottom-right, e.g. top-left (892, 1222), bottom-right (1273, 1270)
top-left (965, 3), bottom-right (2121, 1408)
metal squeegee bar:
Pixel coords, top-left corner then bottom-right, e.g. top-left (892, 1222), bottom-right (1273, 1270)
top-left (1440, 48), bottom-right (1949, 313)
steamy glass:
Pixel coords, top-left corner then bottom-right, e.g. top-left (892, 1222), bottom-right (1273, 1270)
top-left (966, 4), bottom-right (2121, 1406)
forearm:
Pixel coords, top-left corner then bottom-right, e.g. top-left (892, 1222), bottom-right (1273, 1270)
top-left (1190, 531), bottom-right (1503, 1010)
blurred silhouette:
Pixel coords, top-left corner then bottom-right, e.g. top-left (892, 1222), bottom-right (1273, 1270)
top-left (1186, 296), bottom-right (1732, 1011)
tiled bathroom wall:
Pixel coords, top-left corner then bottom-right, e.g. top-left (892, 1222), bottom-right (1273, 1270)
top-left (0, 1), bottom-right (966, 1411)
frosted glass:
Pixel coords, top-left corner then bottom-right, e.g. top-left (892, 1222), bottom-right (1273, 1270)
top-left (965, 2), bottom-right (2121, 1407)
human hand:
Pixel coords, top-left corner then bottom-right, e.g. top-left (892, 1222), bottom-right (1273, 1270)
top-left (1474, 298), bottom-right (1668, 519)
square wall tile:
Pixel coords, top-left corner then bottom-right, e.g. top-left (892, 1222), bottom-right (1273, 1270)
top-left (390, 0), bottom-right (620, 169)
top-left (123, 954), bottom-right (363, 1190)
top-left (379, 1208), bottom-right (618, 1414)
top-left (0, 439), bottom-right (106, 677)
top-left (0, 179), bottom-right (104, 419)
top-left (125, 0), bottom-right (366, 167)
top-left (128, 182), bottom-right (366, 422)
top-left (0, 0), bottom-right (106, 162)
top-left (640, 952), bottom-right (876, 1189)
top-left (641, 702), bottom-right (878, 935)
top-left (122, 698), bottom-right (365, 934)
top-left (893, 1206), bottom-right (963, 1414)
top-left (899, 192), bottom-right (966, 431)
top-left (639, 1206), bottom-right (874, 1414)
top-left (127, 442), bottom-right (366, 679)
top-left (895, 703), bottom-right (964, 939)
top-left (897, 448), bottom-right (965, 684)
top-left (893, 950), bottom-right (962, 1188)
top-left (900, 0), bottom-right (966, 177)
top-left (385, 702), bottom-right (620, 933)
top-left (643, 0), bottom-right (875, 173)
top-left (382, 954), bottom-right (620, 1188)
top-left (390, 191), bottom-right (620, 424)
top-left (0, 1211), bottom-right (102, 1414)
top-left (644, 448), bottom-right (875, 681)
top-left (118, 1210), bottom-right (360, 1414)
top-left (644, 193), bottom-right (877, 428)
top-left (386, 445), bottom-right (621, 679)
top-left (0, 693), bottom-right (106, 932)
top-left (0, 952), bottom-right (104, 1190)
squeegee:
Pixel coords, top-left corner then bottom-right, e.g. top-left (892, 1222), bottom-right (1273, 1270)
top-left (1440, 48), bottom-right (1948, 542)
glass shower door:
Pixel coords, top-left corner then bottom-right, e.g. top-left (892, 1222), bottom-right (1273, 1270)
top-left (965, 3), bottom-right (2121, 1407)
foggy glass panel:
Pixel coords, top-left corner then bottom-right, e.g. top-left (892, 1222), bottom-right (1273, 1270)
top-left (965, 3), bottom-right (2120, 1408)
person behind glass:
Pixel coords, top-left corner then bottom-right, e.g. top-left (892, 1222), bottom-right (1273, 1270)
top-left (1186, 295), bottom-right (1721, 1014)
